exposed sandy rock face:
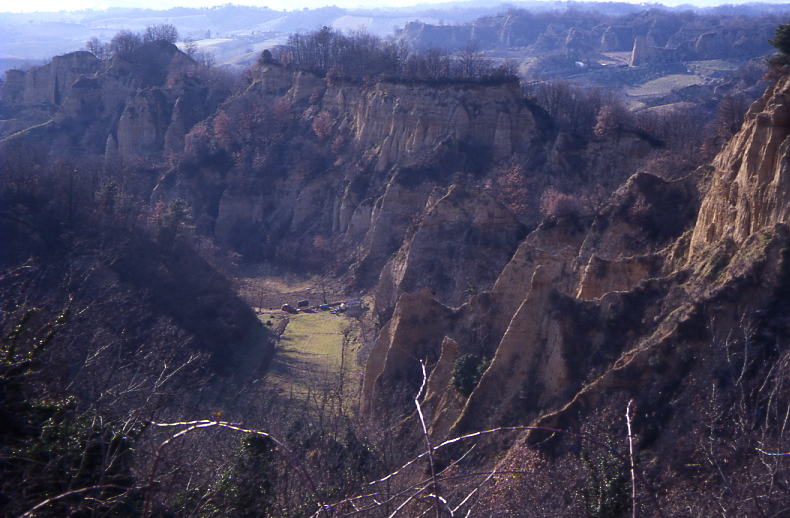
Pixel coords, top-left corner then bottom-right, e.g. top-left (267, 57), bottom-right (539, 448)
top-left (0, 69), bottom-right (26, 103)
top-left (472, 229), bottom-right (790, 514)
top-left (170, 63), bottom-right (544, 272)
top-left (117, 89), bottom-right (173, 160)
top-left (0, 52), bottom-right (101, 139)
top-left (359, 192), bottom-right (597, 431)
top-left (374, 184), bottom-right (525, 321)
top-left (572, 171), bottom-right (698, 299)
top-left (253, 63), bottom-right (302, 96)
top-left (361, 289), bottom-right (455, 417)
top-left (350, 175), bottom-right (437, 288)
top-left (244, 65), bottom-right (537, 173)
top-left (492, 220), bottom-right (587, 315)
top-left (524, 225), bottom-right (790, 452)
top-left (453, 260), bottom-right (570, 431)
top-left (5, 57), bottom-right (545, 276)
top-left (19, 51), bottom-right (100, 107)
top-left (691, 75), bottom-right (790, 256)
top-left (321, 79), bottom-right (537, 170)
top-left (448, 256), bottom-right (674, 435)
top-left (1, 43), bottom-right (205, 162)
top-left (580, 172), bottom-right (699, 262)
top-left (575, 253), bottom-right (660, 300)
top-left (428, 174), bottom-right (690, 432)
top-left (365, 78), bottom-right (790, 485)
top-left (358, 77), bottom-right (790, 513)
top-left (359, 215), bottom-right (586, 430)
top-left (421, 337), bottom-right (465, 438)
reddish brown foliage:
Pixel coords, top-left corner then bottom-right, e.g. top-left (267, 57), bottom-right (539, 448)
top-left (311, 111), bottom-right (333, 140)
top-left (540, 188), bottom-right (587, 220)
top-left (493, 163), bottom-right (531, 216)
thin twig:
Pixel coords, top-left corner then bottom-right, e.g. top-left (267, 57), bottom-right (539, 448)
top-left (756, 448), bottom-right (790, 456)
top-left (452, 468), bottom-right (497, 515)
top-left (19, 484), bottom-right (128, 517)
top-left (626, 399), bottom-right (638, 518)
top-left (145, 420), bottom-right (330, 518)
top-left (415, 360), bottom-right (441, 518)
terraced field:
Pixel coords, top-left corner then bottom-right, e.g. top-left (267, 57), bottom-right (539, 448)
top-left (625, 73), bottom-right (706, 98)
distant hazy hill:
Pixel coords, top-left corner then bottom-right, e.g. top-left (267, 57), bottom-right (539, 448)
top-left (4, 2), bottom-right (790, 72)
top-left (0, 3), bottom-right (497, 69)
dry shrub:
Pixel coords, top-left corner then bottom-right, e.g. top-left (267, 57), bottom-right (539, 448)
top-left (540, 188), bottom-right (587, 220)
top-left (637, 151), bottom-right (698, 180)
top-left (594, 103), bottom-right (632, 138)
top-left (490, 163), bottom-right (531, 217)
top-left (311, 111), bottom-right (333, 140)
top-left (272, 96), bottom-right (292, 120)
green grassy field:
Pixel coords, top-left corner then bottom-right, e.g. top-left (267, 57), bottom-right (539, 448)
top-left (625, 73), bottom-right (706, 98)
top-left (259, 310), bottom-right (362, 410)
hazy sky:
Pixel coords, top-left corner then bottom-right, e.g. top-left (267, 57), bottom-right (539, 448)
top-left (3, 0), bottom-right (779, 13)
top-left (1, 0), bottom-right (471, 12)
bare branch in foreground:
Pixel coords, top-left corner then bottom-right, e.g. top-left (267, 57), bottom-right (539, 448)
top-left (19, 485), bottom-right (128, 518)
top-left (627, 399), bottom-right (638, 518)
top-left (143, 419), bottom-right (330, 518)
top-left (414, 360), bottom-right (441, 518)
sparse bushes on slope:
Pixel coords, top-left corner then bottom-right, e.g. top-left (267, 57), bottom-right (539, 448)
top-left (200, 435), bottom-right (278, 517)
top-left (540, 188), bottom-right (589, 221)
top-left (594, 103), bottom-right (631, 138)
top-left (0, 152), bottom-right (276, 516)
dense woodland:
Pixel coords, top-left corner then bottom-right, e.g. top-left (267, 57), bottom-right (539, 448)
top-left (0, 10), bottom-right (789, 518)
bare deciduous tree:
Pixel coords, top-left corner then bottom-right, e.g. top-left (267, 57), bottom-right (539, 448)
top-left (85, 36), bottom-right (110, 60)
top-left (110, 30), bottom-right (143, 59)
top-left (143, 23), bottom-right (179, 44)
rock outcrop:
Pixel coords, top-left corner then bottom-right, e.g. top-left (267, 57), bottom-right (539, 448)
top-left (375, 184), bottom-right (525, 321)
top-left (690, 74), bottom-right (790, 256)
top-left (361, 289), bottom-right (455, 416)
top-left (361, 75), bottom-right (790, 514)
top-left (322, 78), bottom-right (537, 170)
top-left (398, 9), bottom-right (775, 61)
top-left (1, 43), bottom-right (210, 164)
top-left (629, 35), bottom-right (681, 66)
top-left (167, 62), bottom-right (544, 275)
top-left (3, 51), bottom-right (100, 107)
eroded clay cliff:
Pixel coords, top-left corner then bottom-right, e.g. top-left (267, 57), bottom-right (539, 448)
top-left (1, 42), bottom-right (211, 164)
top-left (690, 74), bottom-right (790, 255)
top-left (168, 62), bottom-right (544, 277)
top-left (361, 74), bottom-right (790, 514)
